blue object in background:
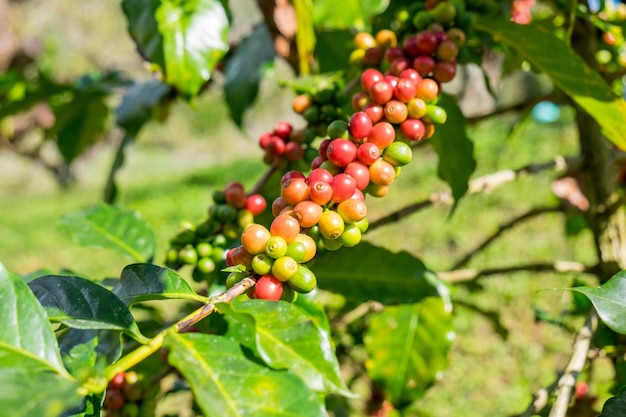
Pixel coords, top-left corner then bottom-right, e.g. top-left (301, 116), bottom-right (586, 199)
top-left (531, 101), bottom-right (561, 123)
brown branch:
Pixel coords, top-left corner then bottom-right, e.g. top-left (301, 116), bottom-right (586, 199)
top-left (452, 206), bottom-right (564, 269)
top-left (369, 155), bottom-right (582, 231)
top-left (257, 0), bottom-right (300, 73)
top-left (437, 261), bottom-right (597, 284)
top-left (248, 161), bottom-right (279, 196)
top-left (548, 310), bottom-right (598, 417)
top-left (466, 91), bottom-right (567, 125)
top-left (177, 277), bottom-right (256, 332)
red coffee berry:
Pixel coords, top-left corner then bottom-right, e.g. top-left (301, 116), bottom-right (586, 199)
top-left (344, 161), bottom-right (371, 190)
top-left (274, 121), bottom-right (293, 139)
top-left (350, 111), bottom-right (373, 140)
top-left (369, 159), bottom-right (396, 185)
top-left (281, 178), bottom-right (310, 205)
top-left (293, 200), bottom-right (324, 228)
top-left (413, 56), bottom-right (436, 77)
top-left (415, 78), bottom-right (440, 102)
top-left (270, 214), bottom-right (301, 243)
top-left (384, 100), bottom-right (409, 124)
top-left (394, 78), bottom-right (417, 103)
top-left (370, 80), bottom-right (394, 104)
top-left (245, 194), bottom-right (267, 216)
top-left (318, 139), bottom-right (332, 160)
top-left (399, 68), bottom-right (422, 83)
top-left (385, 47), bottom-right (405, 64)
top-left (331, 173), bottom-right (358, 203)
top-left (266, 136), bottom-right (286, 156)
top-left (367, 121), bottom-right (396, 149)
top-left (309, 180), bottom-right (334, 206)
top-left (308, 168), bottom-right (333, 185)
top-left (224, 182), bottom-right (247, 209)
top-left (434, 61), bottom-right (457, 83)
top-left (416, 31), bottom-right (438, 55)
top-left (357, 142), bottom-right (381, 165)
top-left (361, 68), bottom-right (384, 92)
top-left (362, 103), bottom-right (384, 124)
top-left (284, 142), bottom-right (304, 162)
top-left (389, 57), bottom-right (412, 75)
top-left (400, 118), bottom-right (426, 141)
top-left (254, 275), bottom-right (284, 300)
top-left (327, 139), bottom-right (358, 167)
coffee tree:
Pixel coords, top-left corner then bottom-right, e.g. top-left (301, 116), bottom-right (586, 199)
top-left (4, 0), bottom-right (626, 416)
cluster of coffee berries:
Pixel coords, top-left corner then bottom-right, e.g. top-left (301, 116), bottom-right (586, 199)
top-left (103, 372), bottom-right (143, 417)
top-left (164, 182), bottom-right (266, 283)
top-left (258, 121), bottom-right (317, 169)
top-left (596, 23), bottom-right (626, 75)
top-left (291, 79), bottom-right (349, 136)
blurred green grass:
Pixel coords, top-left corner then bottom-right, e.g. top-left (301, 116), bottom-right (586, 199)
top-left (0, 1), bottom-right (610, 415)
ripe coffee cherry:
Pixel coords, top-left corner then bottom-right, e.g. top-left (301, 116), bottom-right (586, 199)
top-left (351, 188), bottom-right (366, 201)
top-left (369, 159), bottom-right (396, 185)
top-left (281, 170), bottom-right (306, 185)
top-left (319, 160), bottom-right (342, 175)
top-left (110, 372), bottom-right (127, 389)
top-left (344, 161), bottom-right (371, 190)
top-left (288, 265), bottom-right (317, 293)
top-left (308, 168), bottom-right (333, 185)
top-left (259, 132), bottom-right (272, 149)
top-left (367, 121), bottom-right (396, 149)
top-left (265, 235), bottom-right (288, 259)
top-left (292, 94), bottom-right (312, 114)
top-left (284, 142), bottom-right (304, 162)
top-left (337, 198), bottom-right (368, 223)
top-left (407, 98), bottom-right (427, 118)
top-left (361, 68), bottom-right (384, 92)
top-left (434, 61), bottom-right (457, 83)
top-left (266, 136), bottom-right (286, 156)
top-left (362, 103), bottom-right (384, 124)
top-left (331, 173), bottom-right (358, 203)
top-left (104, 388), bottom-right (125, 411)
top-left (270, 214), bottom-right (300, 243)
top-left (224, 182), bottom-right (247, 209)
top-left (402, 35), bottom-right (420, 57)
top-left (352, 91), bottom-right (370, 111)
top-left (354, 31), bottom-right (377, 49)
top-left (245, 194), bottom-right (267, 216)
top-left (293, 234), bottom-right (317, 262)
top-left (394, 78), bottom-right (417, 103)
top-left (272, 256), bottom-right (299, 281)
top-left (436, 40), bottom-right (459, 61)
top-left (415, 78), bottom-right (440, 102)
top-left (376, 29), bottom-right (397, 48)
top-left (369, 80), bottom-right (394, 104)
top-left (319, 210), bottom-right (345, 239)
top-left (384, 100), bottom-right (409, 124)
top-left (383, 75), bottom-right (399, 89)
top-left (350, 111), bottom-right (373, 140)
top-left (281, 178), bottom-right (310, 205)
top-left (399, 68), bottom-right (422, 83)
top-left (241, 224), bottom-right (271, 255)
top-left (416, 31), bottom-right (438, 55)
top-left (364, 47), bottom-right (384, 65)
top-left (357, 142), bottom-right (381, 165)
top-left (309, 180), bottom-right (334, 206)
top-left (327, 139), bottom-right (358, 167)
top-left (385, 47), bottom-right (405, 63)
top-left (272, 197), bottom-right (290, 217)
top-left (389, 57), bottom-right (412, 75)
top-left (413, 56), bottom-right (436, 77)
top-left (294, 200), bottom-right (324, 228)
top-left (228, 246), bottom-right (254, 271)
top-left (254, 275), bottom-right (283, 300)
top-left (400, 118), bottom-right (426, 141)
top-left (318, 139), bottom-right (332, 160)
top-left (274, 121), bottom-right (292, 139)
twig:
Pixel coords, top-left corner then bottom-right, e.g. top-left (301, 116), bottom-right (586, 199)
top-left (248, 161), bottom-right (279, 196)
top-left (513, 373), bottom-right (562, 417)
top-left (548, 310), bottom-right (598, 417)
top-left (369, 155), bottom-right (581, 231)
top-left (465, 91), bottom-right (567, 125)
top-left (452, 206), bottom-right (563, 269)
top-left (437, 261), bottom-right (596, 284)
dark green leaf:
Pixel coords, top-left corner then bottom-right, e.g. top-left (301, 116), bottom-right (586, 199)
top-left (310, 242), bottom-right (451, 307)
top-left (155, 0), bottom-right (230, 97)
top-left (0, 71), bottom-right (73, 118)
top-left (364, 297), bottom-right (454, 407)
top-left (57, 203), bottom-right (156, 263)
top-left (429, 94), bottom-right (476, 206)
top-left (224, 24), bottom-right (276, 126)
top-left (49, 93), bottom-right (109, 163)
top-left (566, 270), bottom-right (626, 334)
top-left (476, 18), bottom-right (626, 150)
top-left (121, 0), bottom-right (165, 69)
top-left (218, 300), bottom-right (351, 396)
top-left (313, 0), bottom-right (389, 30)
top-left (59, 329), bottom-right (122, 378)
top-left (164, 333), bottom-right (327, 417)
top-left (600, 387), bottom-right (626, 416)
top-left (0, 263), bottom-right (66, 374)
top-left (116, 80), bottom-right (172, 133)
top-left (28, 275), bottom-right (146, 342)
top-left (315, 29), bottom-right (353, 73)
top-left (0, 354), bottom-right (81, 417)
top-left (114, 263), bottom-right (206, 304)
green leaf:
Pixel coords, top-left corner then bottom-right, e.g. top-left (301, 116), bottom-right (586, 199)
top-left (315, 29), bottom-right (353, 73)
top-left (310, 242), bottom-right (451, 307)
top-left (59, 329), bottom-right (123, 378)
top-left (294, 0), bottom-right (316, 75)
top-left (121, 0), bottom-right (165, 70)
top-left (57, 203), bottom-right (156, 263)
top-left (224, 24), bottom-right (276, 126)
top-left (28, 275), bottom-right (146, 342)
top-left (218, 300), bottom-right (351, 396)
top-left (364, 297), bottom-right (454, 407)
top-left (475, 18), bottom-right (626, 150)
top-left (600, 387), bottom-right (626, 416)
top-left (116, 80), bottom-right (172, 134)
top-left (566, 270), bottom-right (626, 334)
top-left (114, 263), bottom-right (206, 304)
top-left (164, 332), bottom-right (327, 417)
top-left (155, 0), bottom-right (230, 97)
top-left (429, 94), bottom-right (476, 206)
top-left (0, 354), bottom-right (82, 417)
top-left (313, 0), bottom-right (389, 30)
top-left (0, 263), bottom-right (66, 374)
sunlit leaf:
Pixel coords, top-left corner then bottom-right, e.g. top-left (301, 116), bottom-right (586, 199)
top-left (364, 297), bottom-right (454, 407)
top-left (218, 300), bottom-right (351, 396)
top-left (476, 18), bottom-right (626, 150)
top-left (57, 203), bottom-right (156, 263)
top-left (121, 0), bottom-right (165, 69)
top-left (156, 0), bottom-right (230, 97)
top-left (164, 332), bottom-right (327, 417)
top-left (313, 0), bottom-right (389, 30)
